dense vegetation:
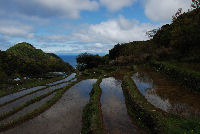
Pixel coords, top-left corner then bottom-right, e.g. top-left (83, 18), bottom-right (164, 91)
top-left (108, 8), bottom-right (200, 65)
top-left (0, 42), bottom-right (73, 79)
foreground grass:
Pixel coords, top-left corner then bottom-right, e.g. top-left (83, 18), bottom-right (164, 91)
top-left (122, 73), bottom-right (200, 134)
top-left (0, 78), bottom-right (82, 132)
top-left (81, 77), bottom-right (106, 134)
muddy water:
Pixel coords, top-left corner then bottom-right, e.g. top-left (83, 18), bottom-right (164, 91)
top-left (132, 67), bottom-right (200, 118)
top-left (0, 86), bottom-right (45, 105)
top-left (1, 79), bottom-right (97, 134)
top-left (100, 77), bottom-right (139, 134)
top-left (47, 73), bottom-right (76, 86)
top-left (0, 83), bottom-right (69, 115)
top-left (0, 93), bottom-right (56, 124)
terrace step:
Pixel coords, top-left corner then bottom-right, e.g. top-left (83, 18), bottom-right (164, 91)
top-left (0, 83), bottom-right (69, 116)
top-left (0, 92), bottom-right (57, 125)
top-left (0, 73), bottom-right (76, 106)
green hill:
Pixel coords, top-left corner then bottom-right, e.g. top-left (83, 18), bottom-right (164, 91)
top-left (108, 8), bottom-right (200, 65)
top-left (7, 42), bottom-right (48, 61)
top-left (0, 42), bottom-right (74, 78)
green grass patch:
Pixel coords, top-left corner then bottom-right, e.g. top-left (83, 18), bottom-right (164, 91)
top-left (81, 77), bottom-right (106, 134)
top-left (122, 73), bottom-right (200, 134)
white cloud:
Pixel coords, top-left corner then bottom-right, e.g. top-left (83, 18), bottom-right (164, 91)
top-left (144, 0), bottom-right (191, 22)
top-left (0, 36), bottom-right (11, 50)
top-left (72, 16), bottom-right (158, 44)
top-left (38, 35), bottom-right (69, 43)
top-left (100, 0), bottom-right (137, 11)
top-left (0, 0), bottom-right (99, 19)
top-left (0, 20), bottom-right (34, 38)
top-left (34, 0), bottom-right (99, 18)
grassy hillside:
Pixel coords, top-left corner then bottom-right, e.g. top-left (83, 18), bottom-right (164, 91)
top-left (0, 42), bottom-right (73, 78)
top-left (108, 8), bottom-right (200, 66)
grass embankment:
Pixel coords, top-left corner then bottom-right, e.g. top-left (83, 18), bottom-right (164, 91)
top-left (81, 77), bottom-right (106, 134)
top-left (150, 61), bottom-right (200, 92)
top-left (122, 73), bottom-right (200, 134)
top-left (81, 66), bottom-right (123, 134)
top-left (0, 77), bottom-right (82, 132)
top-left (0, 76), bottom-right (65, 98)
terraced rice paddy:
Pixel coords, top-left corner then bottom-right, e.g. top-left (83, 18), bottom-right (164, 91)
top-left (1, 69), bottom-right (199, 134)
top-left (0, 83), bottom-right (69, 115)
top-left (47, 73), bottom-right (76, 86)
top-left (100, 77), bottom-right (139, 134)
top-left (132, 67), bottom-right (200, 118)
top-left (0, 93), bottom-right (56, 124)
top-left (0, 73), bottom-right (77, 132)
top-left (0, 86), bottom-right (45, 105)
top-left (1, 79), bottom-right (97, 134)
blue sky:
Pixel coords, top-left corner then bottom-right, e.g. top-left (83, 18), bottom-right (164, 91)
top-left (0, 0), bottom-right (191, 54)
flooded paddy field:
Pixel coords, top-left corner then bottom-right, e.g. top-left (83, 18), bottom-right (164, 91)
top-left (0, 83), bottom-right (69, 115)
top-left (0, 86), bottom-right (45, 105)
top-left (1, 79), bottom-right (96, 134)
top-left (132, 66), bottom-right (200, 118)
top-left (100, 77), bottom-right (139, 134)
top-left (47, 73), bottom-right (76, 86)
top-left (0, 92), bottom-right (56, 124)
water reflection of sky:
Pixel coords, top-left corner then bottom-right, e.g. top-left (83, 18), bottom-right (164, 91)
top-left (100, 77), bottom-right (138, 134)
top-left (75, 79), bottom-right (97, 98)
top-left (131, 71), bottom-right (200, 118)
top-left (132, 73), bottom-right (171, 112)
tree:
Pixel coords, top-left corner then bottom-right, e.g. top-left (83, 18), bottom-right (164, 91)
top-left (146, 28), bottom-right (159, 39)
top-left (191, 0), bottom-right (200, 9)
top-left (172, 8), bottom-right (182, 22)
top-left (76, 53), bottom-right (104, 71)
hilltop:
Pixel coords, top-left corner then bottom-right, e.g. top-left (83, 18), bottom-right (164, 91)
top-left (0, 42), bottom-right (73, 80)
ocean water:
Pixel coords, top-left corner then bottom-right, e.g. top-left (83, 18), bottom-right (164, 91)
top-left (58, 55), bottom-right (77, 68)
